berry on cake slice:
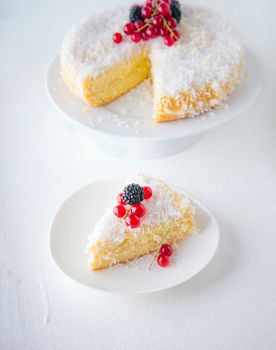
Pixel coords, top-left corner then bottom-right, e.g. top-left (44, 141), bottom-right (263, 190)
top-left (122, 183), bottom-right (145, 205)
top-left (113, 205), bottom-right (126, 218)
top-left (113, 183), bottom-right (152, 229)
top-left (130, 203), bottom-right (146, 217)
top-left (117, 193), bottom-right (126, 205)
top-left (143, 186), bottom-right (152, 200)
top-left (125, 214), bottom-right (140, 229)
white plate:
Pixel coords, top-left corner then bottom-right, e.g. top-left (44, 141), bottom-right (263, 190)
top-left (46, 50), bottom-right (261, 141)
top-left (49, 178), bottom-right (220, 294)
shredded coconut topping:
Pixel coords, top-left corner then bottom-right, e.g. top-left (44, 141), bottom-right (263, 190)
top-left (150, 6), bottom-right (244, 97)
top-left (60, 4), bottom-right (245, 101)
top-left (87, 173), bottom-right (192, 246)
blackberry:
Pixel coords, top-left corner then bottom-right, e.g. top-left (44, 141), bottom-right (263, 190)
top-left (171, 0), bottom-right (181, 8)
top-left (171, 2), bottom-right (182, 23)
top-left (129, 5), bottom-right (143, 23)
top-left (122, 183), bottom-right (144, 205)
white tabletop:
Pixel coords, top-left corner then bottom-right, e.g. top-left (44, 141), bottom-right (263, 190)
top-left (1, 0), bottom-right (276, 349)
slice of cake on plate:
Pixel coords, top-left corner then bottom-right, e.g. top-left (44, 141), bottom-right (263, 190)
top-left (87, 173), bottom-right (195, 270)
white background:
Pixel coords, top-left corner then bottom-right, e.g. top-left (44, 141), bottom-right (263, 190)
top-left (1, 0), bottom-right (276, 349)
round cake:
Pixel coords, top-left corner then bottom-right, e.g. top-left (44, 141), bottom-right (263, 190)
top-left (60, 3), bottom-right (245, 122)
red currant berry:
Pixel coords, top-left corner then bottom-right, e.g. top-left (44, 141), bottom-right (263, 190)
top-left (146, 26), bottom-right (159, 38)
top-left (125, 214), bottom-right (140, 229)
top-left (160, 244), bottom-right (173, 256)
top-left (131, 32), bottom-right (142, 42)
top-left (160, 28), bottom-right (169, 37)
top-left (130, 203), bottom-right (146, 217)
top-left (157, 253), bottom-right (170, 267)
top-left (117, 193), bottom-right (126, 205)
top-left (134, 20), bottom-right (145, 30)
top-left (124, 22), bottom-right (135, 35)
top-left (141, 31), bottom-right (149, 40)
top-left (158, 3), bottom-right (172, 18)
top-left (143, 186), bottom-right (152, 200)
top-left (113, 205), bottom-right (126, 218)
top-left (145, 0), bottom-right (153, 5)
top-left (167, 17), bottom-right (177, 29)
top-left (164, 35), bottom-right (174, 46)
top-left (152, 16), bottom-right (163, 28)
top-left (172, 29), bottom-right (180, 40)
top-left (141, 6), bottom-right (153, 19)
top-left (113, 32), bottom-right (123, 44)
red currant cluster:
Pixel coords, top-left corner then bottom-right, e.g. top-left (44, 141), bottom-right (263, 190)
top-left (157, 243), bottom-right (173, 267)
top-left (113, 0), bottom-right (181, 46)
top-left (113, 186), bottom-right (152, 229)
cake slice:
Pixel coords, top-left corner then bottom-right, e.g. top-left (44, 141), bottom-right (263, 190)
top-left (87, 174), bottom-right (195, 270)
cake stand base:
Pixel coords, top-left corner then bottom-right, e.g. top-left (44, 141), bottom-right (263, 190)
top-left (86, 131), bottom-right (202, 159)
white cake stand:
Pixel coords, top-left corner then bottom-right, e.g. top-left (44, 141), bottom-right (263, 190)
top-left (46, 50), bottom-right (261, 159)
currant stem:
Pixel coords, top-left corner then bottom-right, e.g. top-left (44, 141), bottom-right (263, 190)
top-left (152, 8), bottom-right (159, 17)
top-left (153, 0), bottom-right (159, 9)
top-left (151, 0), bottom-right (159, 18)
top-left (162, 15), bottom-right (178, 39)
top-left (148, 231), bottom-right (171, 271)
top-left (136, 22), bottom-right (150, 32)
top-left (124, 207), bottom-right (131, 219)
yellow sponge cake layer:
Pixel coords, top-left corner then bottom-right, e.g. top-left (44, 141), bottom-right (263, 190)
top-left (82, 51), bottom-right (150, 107)
top-left (89, 210), bottom-right (195, 270)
